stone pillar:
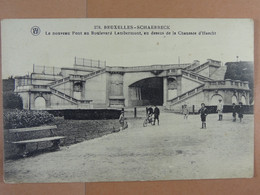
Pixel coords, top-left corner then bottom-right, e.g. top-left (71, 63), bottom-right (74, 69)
top-left (176, 76), bottom-right (182, 96)
top-left (81, 81), bottom-right (86, 99)
top-left (163, 77), bottom-right (168, 106)
top-left (70, 81), bottom-right (74, 97)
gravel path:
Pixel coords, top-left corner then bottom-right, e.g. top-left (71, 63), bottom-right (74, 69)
top-left (4, 113), bottom-right (254, 183)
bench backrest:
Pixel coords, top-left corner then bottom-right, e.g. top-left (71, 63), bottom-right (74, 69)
top-left (8, 125), bottom-right (57, 133)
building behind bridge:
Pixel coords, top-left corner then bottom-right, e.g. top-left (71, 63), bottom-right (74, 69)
top-left (14, 57), bottom-right (252, 112)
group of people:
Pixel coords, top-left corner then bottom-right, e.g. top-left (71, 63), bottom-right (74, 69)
top-left (183, 99), bottom-right (244, 129)
top-left (216, 99), bottom-right (244, 123)
top-left (146, 105), bottom-right (160, 125)
top-left (119, 100), bottom-right (245, 130)
top-left (118, 105), bottom-right (160, 130)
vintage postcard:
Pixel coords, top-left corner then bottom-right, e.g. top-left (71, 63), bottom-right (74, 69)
top-left (1, 19), bottom-right (254, 183)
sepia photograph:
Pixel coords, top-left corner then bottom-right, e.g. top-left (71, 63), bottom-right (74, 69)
top-left (1, 19), bottom-right (254, 183)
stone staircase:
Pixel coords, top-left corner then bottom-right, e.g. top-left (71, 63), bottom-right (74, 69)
top-left (47, 68), bottom-right (106, 106)
top-left (167, 84), bottom-right (205, 106)
top-left (48, 76), bottom-right (71, 87)
top-left (181, 70), bottom-right (213, 83)
top-left (82, 68), bottom-right (106, 80)
top-left (187, 61), bottom-right (210, 73)
top-left (49, 68), bottom-right (106, 88)
top-left (50, 87), bottom-right (92, 105)
top-left (210, 65), bottom-right (227, 80)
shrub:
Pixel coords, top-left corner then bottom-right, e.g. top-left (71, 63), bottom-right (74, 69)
top-left (3, 109), bottom-right (54, 129)
top-left (3, 92), bottom-right (23, 110)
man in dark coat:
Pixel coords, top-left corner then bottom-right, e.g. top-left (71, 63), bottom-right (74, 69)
top-left (198, 103), bottom-right (208, 129)
top-left (153, 105), bottom-right (160, 125)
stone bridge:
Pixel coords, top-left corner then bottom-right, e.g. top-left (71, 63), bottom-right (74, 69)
top-left (14, 58), bottom-right (251, 111)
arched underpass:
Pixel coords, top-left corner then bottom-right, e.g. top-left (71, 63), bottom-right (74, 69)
top-left (128, 77), bottom-right (163, 106)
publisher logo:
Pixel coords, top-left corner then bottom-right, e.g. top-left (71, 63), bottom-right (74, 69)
top-left (31, 26), bottom-right (41, 36)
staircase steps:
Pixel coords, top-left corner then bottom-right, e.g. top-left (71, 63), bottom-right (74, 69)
top-left (168, 84), bottom-right (205, 106)
top-left (50, 87), bottom-right (92, 105)
top-left (182, 70), bottom-right (213, 83)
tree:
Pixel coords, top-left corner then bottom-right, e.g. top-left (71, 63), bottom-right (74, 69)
top-left (3, 92), bottom-right (23, 110)
top-left (224, 61), bottom-right (254, 103)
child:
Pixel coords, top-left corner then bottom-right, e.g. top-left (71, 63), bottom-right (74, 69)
top-left (198, 103), bottom-right (208, 129)
top-left (118, 111), bottom-right (125, 130)
top-left (237, 102), bottom-right (244, 122)
top-left (232, 103), bottom-right (237, 122)
top-left (183, 104), bottom-right (189, 119)
top-left (153, 105), bottom-right (160, 125)
top-left (217, 99), bottom-right (223, 121)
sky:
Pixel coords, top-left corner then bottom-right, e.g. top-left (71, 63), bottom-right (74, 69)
top-left (1, 19), bottom-right (254, 78)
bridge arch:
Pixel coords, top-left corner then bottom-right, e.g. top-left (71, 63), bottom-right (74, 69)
top-left (127, 77), bottom-right (163, 107)
top-left (34, 96), bottom-right (47, 109)
top-left (240, 95), bottom-right (246, 105)
top-left (123, 71), bottom-right (165, 107)
top-left (232, 95), bottom-right (238, 104)
top-left (210, 94), bottom-right (224, 105)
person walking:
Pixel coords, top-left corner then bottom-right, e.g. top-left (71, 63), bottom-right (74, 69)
top-left (118, 110), bottom-right (125, 130)
top-left (232, 103), bottom-right (237, 122)
top-left (198, 103), bottom-right (208, 129)
top-left (153, 105), bottom-right (160, 125)
top-left (237, 102), bottom-right (244, 122)
top-left (183, 104), bottom-right (189, 119)
top-left (217, 99), bottom-right (223, 121)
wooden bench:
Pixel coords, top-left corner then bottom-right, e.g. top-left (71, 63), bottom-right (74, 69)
top-left (7, 125), bottom-right (65, 157)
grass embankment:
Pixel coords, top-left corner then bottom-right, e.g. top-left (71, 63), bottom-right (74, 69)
top-left (4, 117), bottom-right (121, 159)
top-left (54, 118), bottom-right (121, 146)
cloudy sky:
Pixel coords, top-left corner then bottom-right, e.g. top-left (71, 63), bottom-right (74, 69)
top-left (1, 19), bottom-right (254, 78)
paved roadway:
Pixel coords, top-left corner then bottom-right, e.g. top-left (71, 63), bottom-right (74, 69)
top-left (4, 113), bottom-right (254, 183)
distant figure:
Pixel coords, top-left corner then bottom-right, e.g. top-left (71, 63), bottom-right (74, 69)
top-left (118, 111), bottom-right (125, 130)
top-left (182, 104), bottom-right (189, 119)
top-left (198, 103), bottom-right (208, 129)
top-left (232, 103), bottom-right (237, 122)
top-left (237, 102), bottom-right (244, 122)
top-left (217, 99), bottom-right (223, 121)
top-left (153, 105), bottom-right (160, 125)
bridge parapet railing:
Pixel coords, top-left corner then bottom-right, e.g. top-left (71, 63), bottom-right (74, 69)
top-left (181, 70), bottom-right (212, 81)
top-left (74, 57), bottom-right (106, 68)
top-left (33, 65), bottom-right (62, 75)
top-left (168, 84), bottom-right (205, 103)
top-left (204, 79), bottom-right (249, 89)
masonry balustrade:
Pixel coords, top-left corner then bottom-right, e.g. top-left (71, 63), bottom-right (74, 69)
top-left (204, 79), bottom-right (249, 89)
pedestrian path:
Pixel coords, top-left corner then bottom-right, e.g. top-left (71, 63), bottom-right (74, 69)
top-left (4, 113), bottom-right (254, 183)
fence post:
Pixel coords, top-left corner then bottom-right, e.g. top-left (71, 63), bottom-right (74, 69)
top-left (134, 107), bottom-right (137, 118)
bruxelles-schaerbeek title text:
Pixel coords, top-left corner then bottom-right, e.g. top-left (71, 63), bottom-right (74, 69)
top-left (103, 25), bottom-right (170, 30)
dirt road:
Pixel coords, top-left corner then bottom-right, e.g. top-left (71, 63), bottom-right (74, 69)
top-left (4, 113), bottom-right (254, 183)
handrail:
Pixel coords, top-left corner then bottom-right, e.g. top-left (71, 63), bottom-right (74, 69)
top-left (168, 84), bottom-right (205, 103)
top-left (182, 70), bottom-right (213, 81)
top-left (83, 68), bottom-right (106, 80)
top-left (50, 87), bottom-right (92, 104)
